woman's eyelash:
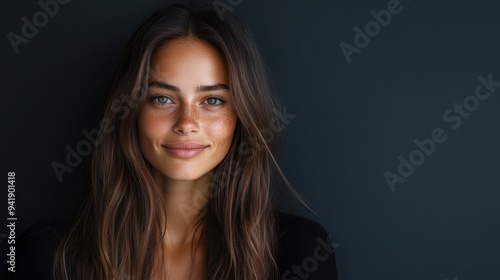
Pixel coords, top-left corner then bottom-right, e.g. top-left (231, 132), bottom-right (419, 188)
top-left (204, 96), bottom-right (225, 106)
top-left (148, 95), bottom-right (226, 106)
top-left (150, 96), bottom-right (172, 105)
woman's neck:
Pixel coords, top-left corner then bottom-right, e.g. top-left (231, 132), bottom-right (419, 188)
top-left (152, 173), bottom-right (209, 280)
top-left (153, 171), bottom-right (211, 247)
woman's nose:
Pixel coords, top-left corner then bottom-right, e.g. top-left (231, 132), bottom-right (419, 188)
top-left (173, 103), bottom-right (199, 135)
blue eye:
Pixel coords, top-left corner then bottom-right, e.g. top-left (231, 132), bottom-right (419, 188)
top-left (205, 97), bottom-right (224, 106)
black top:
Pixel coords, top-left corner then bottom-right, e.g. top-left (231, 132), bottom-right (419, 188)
top-left (9, 213), bottom-right (337, 279)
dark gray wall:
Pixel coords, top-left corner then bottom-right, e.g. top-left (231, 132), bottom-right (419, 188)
top-left (2, 0), bottom-right (499, 279)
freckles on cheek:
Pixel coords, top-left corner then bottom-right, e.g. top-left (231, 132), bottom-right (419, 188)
top-left (139, 111), bottom-right (167, 139)
top-left (210, 112), bottom-right (237, 138)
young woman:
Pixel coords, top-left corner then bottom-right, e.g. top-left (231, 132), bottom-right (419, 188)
top-left (14, 3), bottom-right (337, 280)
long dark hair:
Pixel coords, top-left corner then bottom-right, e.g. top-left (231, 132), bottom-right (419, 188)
top-left (54, 3), bottom-right (294, 279)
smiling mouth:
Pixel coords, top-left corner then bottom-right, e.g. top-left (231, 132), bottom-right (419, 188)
top-left (162, 142), bottom-right (208, 159)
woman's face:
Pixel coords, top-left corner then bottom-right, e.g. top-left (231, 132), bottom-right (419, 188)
top-left (138, 38), bottom-right (237, 184)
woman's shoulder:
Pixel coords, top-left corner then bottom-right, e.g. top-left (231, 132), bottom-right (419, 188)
top-left (9, 221), bottom-right (66, 280)
top-left (275, 212), bottom-right (338, 279)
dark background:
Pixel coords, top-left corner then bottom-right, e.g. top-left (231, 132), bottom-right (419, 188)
top-left (2, 0), bottom-right (500, 279)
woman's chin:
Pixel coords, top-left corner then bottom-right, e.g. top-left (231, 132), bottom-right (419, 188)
top-left (153, 168), bottom-right (212, 184)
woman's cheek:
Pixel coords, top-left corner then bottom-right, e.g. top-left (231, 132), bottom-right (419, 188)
top-left (211, 111), bottom-right (237, 140)
top-left (140, 110), bottom-right (172, 136)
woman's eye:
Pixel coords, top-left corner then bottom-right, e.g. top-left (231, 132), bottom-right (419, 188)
top-left (205, 97), bottom-right (224, 106)
top-left (151, 96), bottom-right (172, 104)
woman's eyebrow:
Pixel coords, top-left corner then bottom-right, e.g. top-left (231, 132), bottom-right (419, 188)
top-left (148, 81), bottom-right (229, 92)
top-left (148, 81), bottom-right (180, 91)
top-left (196, 83), bottom-right (229, 92)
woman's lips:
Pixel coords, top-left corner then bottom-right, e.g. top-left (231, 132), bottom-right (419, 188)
top-left (162, 142), bottom-right (208, 159)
